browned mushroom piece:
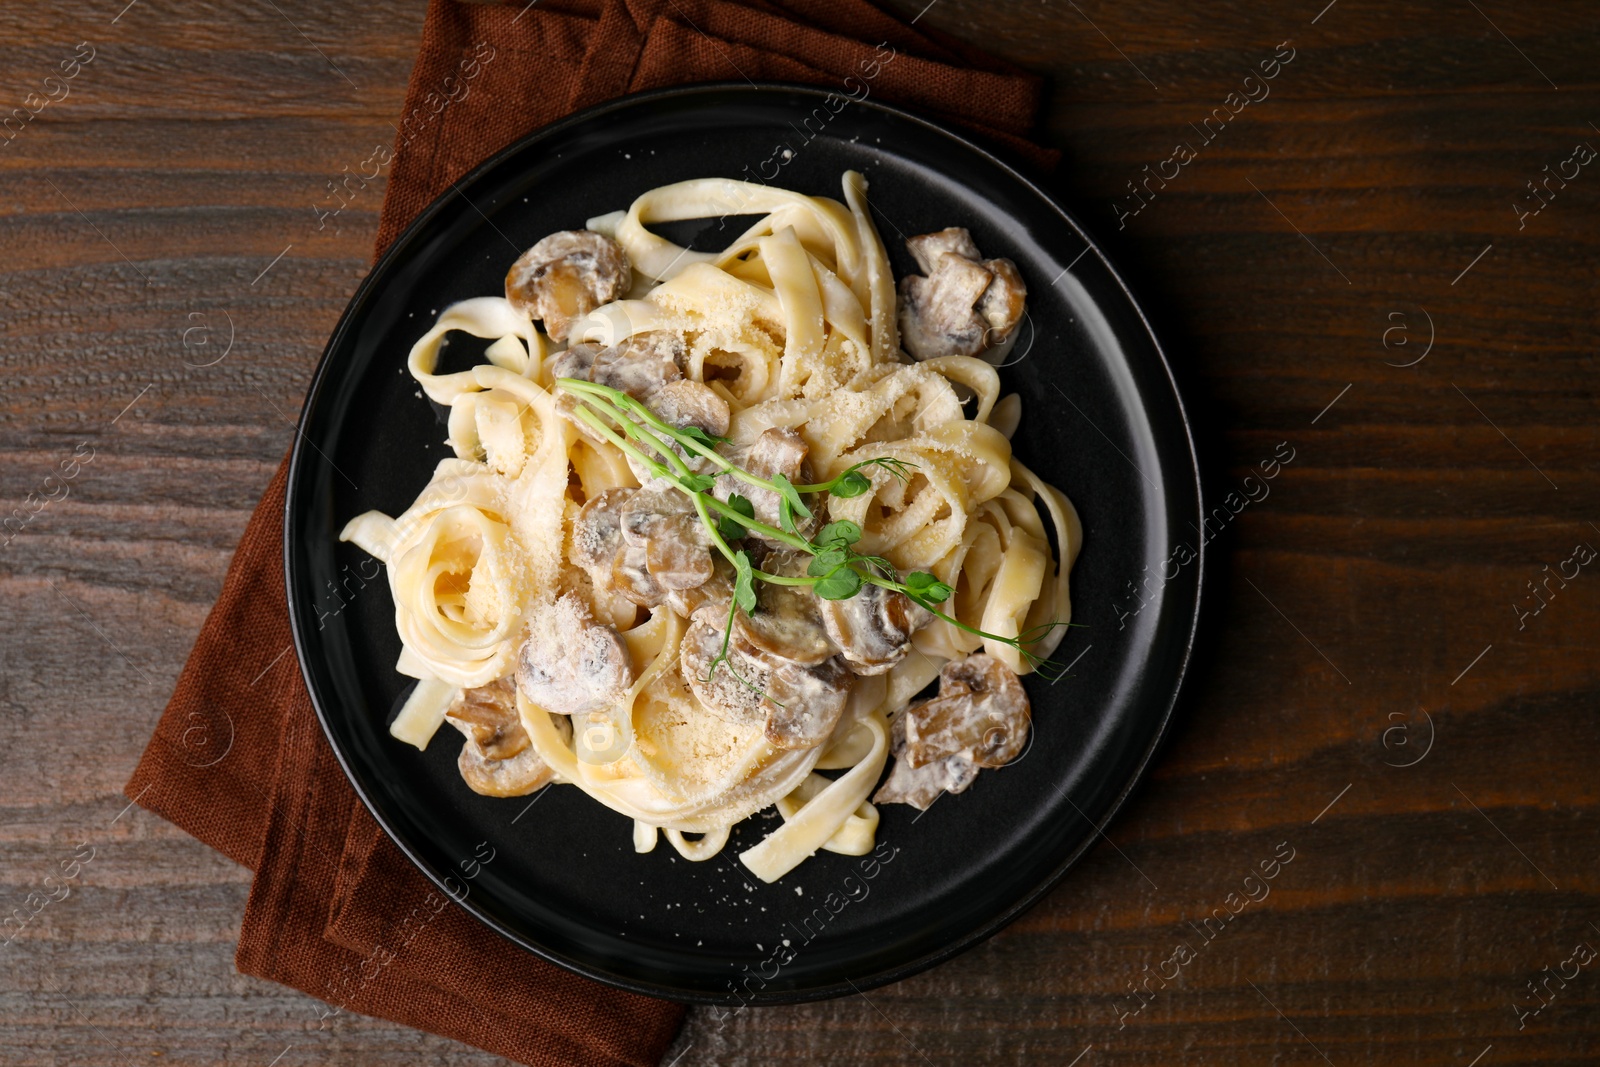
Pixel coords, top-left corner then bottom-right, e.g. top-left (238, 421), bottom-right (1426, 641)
top-left (817, 581), bottom-right (931, 676)
top-left (612, 545), bottom-right (668, 608)
top-left (679, 605), bottom-right (769, 729)
top-left (871, 710), bottom-right (979, 810)
top-left (550, 341), bottom-right (601, 384)
top-left (570, 487), bottom-right (631, 573)
top-left (665, 553), bottom-right (735, 618)
top-left (505, 230), bottom-right (630, 342)
top-left (515, 594), bottom-right (635, 716)
top-left (619, 482), bottom-right (714, 591)
top-left (906, 227), bottom-right (982, 271)
top-left (680, 601), bottom-right (853, 750)
top-left (759, 655), bottom-right (852, 750)
top-left (447, 677), bottom-right (529, 761)
top-left (445, 677), bottom-right (560, 797)
top-left (714, 427), bottom-right (813, 545)
top-left (590, 330), bottom-right (684, 399)
top-left (731, 552), bottom-right (834, 667)
top-left (571, 488), bottom-right (667, 608)
top-left (977, 258), bottom-right (1026, 344)
top-left (903, 653), bottom-right (1030, 768)
top-left (896, 227), bottom-right (1028, 361)
top-left (649, 379), bottom-right (731, 438)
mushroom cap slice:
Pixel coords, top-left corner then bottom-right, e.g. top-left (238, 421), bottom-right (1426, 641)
top-left (619, 483), bottom-right (715, 592)
top-left (903, 653), bottom-right (1031, 769)
top-left (505, 230), bottom-right (630, 342)
top-left (680, 606), bottom-right (769, 729)
top-left (818, 581), bottom-right (931, 676)
top-left (872, 710), bottom-right (979, 810)
top-left (666, 554), bottom-right (735, 619)
top-left (645, 532), bottom-right (716, 593)
top-left (550, 341), bottom-right (601, 382)
top-left (590, 330), bottom-right (684, 399)
top-left (445, 678), bottom-right (561, 797)
top-left (458, 742), bottom-right (557, 798)
top-left (760, 655), bottom-right (852, 750)
top-left (515, 594), bottom-right (635, 716)
top-left (570, 487), bottom-right (630, 572)
top-left (649, 379), bottom-right (731, 438)
top-left (680, 605), bottom-right (853, 750)
top-left (612, 544), bottom-right (668, 607)
top-left (898, 255), bottom-right (993, 360)
top-left (733, 580), bottom-right (834, 667)
top-left (446, 677), bottom-right (530, 761)
top-left (571, 488), bottom-right (668, 608)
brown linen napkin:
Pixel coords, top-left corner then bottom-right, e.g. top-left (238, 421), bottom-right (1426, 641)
top-left (125, 2), bottom-right (1051, 1063)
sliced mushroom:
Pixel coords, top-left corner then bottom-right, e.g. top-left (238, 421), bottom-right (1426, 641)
top-left (612, 545), bottom-right (667, 608)
top-left (459, 744), bottom-right (557, 798)
top-left (666, 553), bottom-right (735, 618)
top-left (714, 427), bottom-right (813, 545)
top-left (446, 677), bottom-right (559, 797)
top-left (447, 677), bottom-right (530, 761)
top-left (649, 379), bottom-right (731, 438)
top-left (680, 603), bottom-right (852, 750)
top-left (550, 341), bottom-right (601, 382)
top-left (872, 710), bottom-right (979, 810)
top-left (732, 552), bottom-right (834, 667)
top-left (760, 655), bottom-right (851, 750)
top-left (619, 483), bottom-right (714, 591)
top-left (515, 594), bottom-right (635, 716)
top-left (897, 227), bottom-right (1027, 361)
top-left (818, 581), bottom-right (931, 676)
top-left (506, 230), bottom-right (630, 342)
top-left (680, 605), bottom-right (769, 729)
top-left (554, 332), bottom-right (685, 447)
top-left (903, 653), bottom-right (1030, 768)
top-left (590, 330), bottom-right (684, 399)
top-left (571, 488), bottom-right (666, 608)
top-left (571, 488), bottom-right (630, 573)
top-left (907, 227), bottom-right (982, 271)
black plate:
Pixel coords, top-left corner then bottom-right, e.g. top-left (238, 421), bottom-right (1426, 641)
top-left (285, 84), bottom-right (1203, 1004)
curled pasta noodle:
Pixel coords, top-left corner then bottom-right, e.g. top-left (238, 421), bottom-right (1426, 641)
top-left (389, 504), bottom-right (522, 686)
top-left (341, 170), bottom-right (1080, 879)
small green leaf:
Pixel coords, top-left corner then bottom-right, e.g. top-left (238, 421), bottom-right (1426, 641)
top-left (830, 470), bottom-right (872, 498)
top-left (733, 551), bottom-right (757, 613)
top-left (813, 566), bottom-right (863, 600)
top-left (771, 473), bottom-right (812, 525)
top-left (715, 496), bottom-right (756, 542)
top-left (806, 546), bottom-right (848, 577)
top-left (905, 571), bottom-right (953, 605)
top-left (678, 426), bottom-right (729, 451)
top-left (679, 472), bottom-right (717, 494)
top-left (817, 519), bottom-right (862, 547)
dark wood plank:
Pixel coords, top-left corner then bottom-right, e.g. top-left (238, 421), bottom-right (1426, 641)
top-left (3, 0), bottom-right (1598, 1064)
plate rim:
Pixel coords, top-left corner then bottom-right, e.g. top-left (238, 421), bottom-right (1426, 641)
top-left (285, 80), bottom-right (1206, 1004)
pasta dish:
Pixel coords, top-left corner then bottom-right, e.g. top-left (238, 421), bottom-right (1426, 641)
top-left (340, 172), bottom-right (1081, 882)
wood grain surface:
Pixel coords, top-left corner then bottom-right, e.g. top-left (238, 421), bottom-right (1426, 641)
top-left (2, 0), bottom-right (1597, 1063)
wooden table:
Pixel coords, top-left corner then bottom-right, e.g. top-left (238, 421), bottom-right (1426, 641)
top-left (3, 0), bottom-right (1596, 1063)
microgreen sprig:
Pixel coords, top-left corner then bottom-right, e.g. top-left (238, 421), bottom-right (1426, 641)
top-left (556, 377), bottom-right (1074, 677)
